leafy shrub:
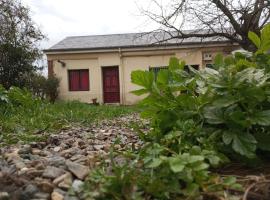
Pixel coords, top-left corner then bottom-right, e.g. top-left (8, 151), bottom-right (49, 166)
top-left (83, 24), bottom-right (270, 200)
top-left (23, 72), bottom-right (60, 102)
top-left (44, 75), bottom-right (60, 103)
top-left (132, 24), bottom-right (270, 160)
top-left (23, 72), bottom-right (47, 98)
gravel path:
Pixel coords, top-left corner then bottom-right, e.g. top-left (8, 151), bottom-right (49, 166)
top-left (0, 113), bottom-right (147, 200)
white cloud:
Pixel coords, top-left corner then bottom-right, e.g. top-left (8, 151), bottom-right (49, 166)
top-left (21, 0), bottom-right (157, 49)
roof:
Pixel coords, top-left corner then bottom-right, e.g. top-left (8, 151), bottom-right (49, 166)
top-left (44, 31), bottom-right (231, 53)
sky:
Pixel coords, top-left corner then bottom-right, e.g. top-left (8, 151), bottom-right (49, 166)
top-left (21, 0), bottom-right (158, 49)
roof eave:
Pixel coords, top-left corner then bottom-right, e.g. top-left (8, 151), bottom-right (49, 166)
top-left (43, 40), bottom-right (237, 54)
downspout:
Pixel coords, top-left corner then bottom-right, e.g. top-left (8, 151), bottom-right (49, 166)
top-left (119, 47), bottom-right (125, 105)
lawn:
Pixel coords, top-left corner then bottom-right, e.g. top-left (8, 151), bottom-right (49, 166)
top-left (0, 99), bottom-right (138, 146)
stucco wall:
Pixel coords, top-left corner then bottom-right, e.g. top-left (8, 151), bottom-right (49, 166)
top-left (53, 58), bottom-right (101, 103)
top-left (46, 44), bottom-right (238, 105)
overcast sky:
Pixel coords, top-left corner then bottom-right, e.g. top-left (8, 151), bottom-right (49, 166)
top-left (21, 0), bottom-right (157, 49)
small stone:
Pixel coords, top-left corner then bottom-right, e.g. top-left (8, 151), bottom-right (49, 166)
top-left (32, 148), bottom-right (41, 155)
top-left (53, 173), bottom-right (68, 185)
top-left (42, 166), bottom-right (66, 179)
top-left (33, 192), bottom-right (50, 199)
top-left (39, 181), bottom-right (54, 193)
top-left (14, 161), bottom-right (26, 170)
top-left (60, 148), bottom-right (80, 159)
top-left (72, 179), bottom-right (83, 193)
top-left (26, 169), bottom-right (44, 177)
top-left (22, 184), bottom-right (39, 198)
top-left (93, 145), bottom-right (103, 151)
top-left (47, 156), bottom-right (65, 167)
top-left (70, 155), bottom-right (84, 162)
top-left (53, 147), bottom-right (61, 152)
top-left (53, 188), bottom-right (66, 196)
top-left (66, 161), bottom-right (89, 180)
top-left (58, 174), bottom-right (72, 190)
top-left (35, 163), bottom-right (45, 170)
top-left (103, 132), bottom-right (112, 136)
top-left (51, 191), bottom-right (64, 200)
top-left (39, 150), bottom-right (52, 157)
top-left (18, 144), bottom-right (32, 154)
top-left (0, 192), bottom-right (9, 200)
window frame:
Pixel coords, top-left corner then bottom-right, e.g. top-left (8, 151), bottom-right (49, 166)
top-left (68, 69), bottom-right (90, 92)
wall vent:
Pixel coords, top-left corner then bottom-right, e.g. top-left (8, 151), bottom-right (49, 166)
top-left (203, 53), bottom-right (212, 61)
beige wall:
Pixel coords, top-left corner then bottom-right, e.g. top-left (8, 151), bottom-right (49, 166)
top-left (46, 44), bottom-right (238, 105)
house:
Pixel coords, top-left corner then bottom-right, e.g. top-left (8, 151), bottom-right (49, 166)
top-left (44, 32), bottom-right (239, 105)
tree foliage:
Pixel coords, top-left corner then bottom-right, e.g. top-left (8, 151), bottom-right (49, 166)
top-left (0, 0), bottom-right (44, 89)
top-left (140, 0), bottom-right (270, 51)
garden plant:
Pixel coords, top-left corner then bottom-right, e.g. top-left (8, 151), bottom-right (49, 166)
top-left (83, 24), bottom-right (270, 200)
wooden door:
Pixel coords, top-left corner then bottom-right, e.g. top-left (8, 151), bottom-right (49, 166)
top-left (102, 66), bottom-right (120, 103)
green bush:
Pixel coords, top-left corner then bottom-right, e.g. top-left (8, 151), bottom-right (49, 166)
top-left (83, 24), bottom-right (270, 200)
top-left (132, 24), bottom-right (270, 160)
top-left (44, 75), bottom-right (60, 103)
top-left (23, 72), bottom-right (47, 98)
top-left (23, 73), bottom-right (60, 102)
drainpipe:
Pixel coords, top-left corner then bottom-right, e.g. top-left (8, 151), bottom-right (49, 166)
top-left (119, 48), bottom-right (125, 105)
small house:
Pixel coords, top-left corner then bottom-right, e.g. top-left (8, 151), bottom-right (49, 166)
top-left (44, 32), bottom-right (238, 105)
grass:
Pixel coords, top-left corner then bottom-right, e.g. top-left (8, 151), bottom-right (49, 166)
top-left (0, 100), bottom-right (138, 146)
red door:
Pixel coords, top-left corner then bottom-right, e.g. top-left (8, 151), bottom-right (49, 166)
top-left (102, 66), bottom-right (120, 103)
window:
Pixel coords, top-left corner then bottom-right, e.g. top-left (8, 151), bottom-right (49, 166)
top-left (68, 69), bottom-right (89, 91)
top-left (149, 66), bottom-right (168, 80)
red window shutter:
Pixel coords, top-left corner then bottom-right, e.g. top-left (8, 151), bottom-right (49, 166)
top-left (68, 69), bottom-right (89, 91)
top-left (80, 70), bottom-right (89, 90)
top-left (69, 70), bottom-right (80, 91)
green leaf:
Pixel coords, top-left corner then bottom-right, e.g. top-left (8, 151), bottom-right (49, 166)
top-left (260, 24), bottom-right (270, 52)
top-left (224, 56), bottom-right (235, 66)
top-left (251, 110), bottom-right (270, 126)
top-left (223, 176), bottom-right (237, 186)
top-left (254, 132), bottom-right (270, 151)
top-left (213, 53), bottom-right (224, 69)
top-left (232, 133), bottom-right (257, 158)
top-left (222, 131), bottom-right (233, 145)
top-left (157, 69), bottom-right (170, 85)
top-left (131, 88), bottom-right (149, 96)
top-left (188, 155), bottom-right (205, 163)
top-left (192, 162), bottom-right (209, 171)
top-left (168, 57), bottom-right (180, 71)
top-left (147, 158), bottom-right (162, 168)
top-left (203, 106), bottom-right (224, 124)
top-left (131, 70), bottom-right (154, 89)
top-left (248, 31), bottom-right (261, 48)
top-left (261, 24), bottom-right (270, 44)
top-left (212, 96), bottom-right (237, 108)
top-left (169, 157), bottom-right (185, 173)
top-left (223, 131), bottom-right (257, 158)
top-left (206, 155), bottom-right (221, 166)
top-left (236, 59), bottom-right (257, 68)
